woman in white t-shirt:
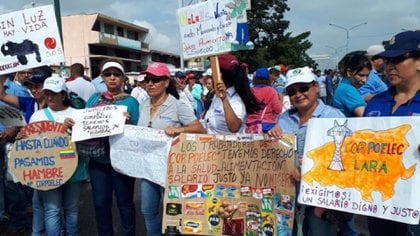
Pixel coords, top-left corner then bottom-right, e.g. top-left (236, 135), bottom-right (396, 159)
top-left (204, 53), bottom-right (260, 134)
top-left (29, 75), bottom-right (83, 236)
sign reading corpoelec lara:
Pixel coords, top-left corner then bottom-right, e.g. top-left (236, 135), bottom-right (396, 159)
top-left (9, 121), bottom-right (77, 191)
top-left (0, 5), bottom-right (65, 75)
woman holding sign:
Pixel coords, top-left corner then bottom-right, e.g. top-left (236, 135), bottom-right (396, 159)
top-left (69, 59), bottom-right (139, 236)
top-left (137, 62), bottom-right (205, 235)
top-left (364, 31), bottom-right (420, 236)
top-left (28, 75), bottom-right (83, 236)
top-left (203, 53), bottom-right (260, 134)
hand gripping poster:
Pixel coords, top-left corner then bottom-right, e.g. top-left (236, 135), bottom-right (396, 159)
top-left (298, 117), bottom-right (420, 224)
top-left (162, 133), bottom-right (296, 236)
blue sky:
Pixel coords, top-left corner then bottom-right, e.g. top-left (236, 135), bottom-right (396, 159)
top-left (2, 0), bottom-right (419, 69)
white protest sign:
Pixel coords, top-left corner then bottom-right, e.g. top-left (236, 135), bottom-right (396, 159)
top-left (0, 106), bottom-right (26, 126)
top-left (71, 105), bottom-right (127, 142)
top-left (0, 5), bottom-right (65, 75)
top-left (298, 116), bottom-right (420, 224)
top-left (109, 125), bottom-right (173, 187)
top-left (177, 0), bottom-right (253, 59)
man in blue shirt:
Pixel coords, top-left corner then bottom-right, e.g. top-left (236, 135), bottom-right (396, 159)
top-left (359, 45), bottom-right (388, 102)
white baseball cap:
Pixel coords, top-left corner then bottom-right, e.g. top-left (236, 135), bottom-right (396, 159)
top-left (43, 74), bottom-right (67, 93)
top-left (285, 67), bottom-right (316, 88)
top-left (366, 45), bottom-right (385, 57)
top-left (102, 61), bottom-right (125, 74)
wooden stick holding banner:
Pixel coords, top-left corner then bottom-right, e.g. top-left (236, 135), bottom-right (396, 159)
top-left (210, 56), bottom-right (222, 97)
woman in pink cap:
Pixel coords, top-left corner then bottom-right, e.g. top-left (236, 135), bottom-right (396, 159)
top-left (137, 62), bottom-right (205, 235)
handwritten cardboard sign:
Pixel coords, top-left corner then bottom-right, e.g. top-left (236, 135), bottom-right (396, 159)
top-left (0, 5), bottom-right (64, 75)
top-left (71, 105), bottom-right (127, 142)
top-left (109, 125), bottom-right (173, 186)
top-left (0, 106), bottom-right (26, 126)
top-left (9, 121), bottom-right (77, 190)
top-left (163, 133), bottom-right (296, 235)
top-left (299, 116), bottom-right (420, 224)
top-left (177, 0), bottom-right (253, 59)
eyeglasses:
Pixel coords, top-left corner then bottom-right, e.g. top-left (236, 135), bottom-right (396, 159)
top-left (103, 71), bottom-right (123, 77)
top-left (144, 76), bottom-right (167, 84)
top-left (286, 82), bottom-right (315, 97)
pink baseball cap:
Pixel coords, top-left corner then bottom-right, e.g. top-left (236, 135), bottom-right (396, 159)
top-left (141, 62), bottom-right (171, 78)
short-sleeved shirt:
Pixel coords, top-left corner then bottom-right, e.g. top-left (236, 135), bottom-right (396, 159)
top-left (138, 94), bottom-right (196, 130)
top-left (333, 78), bottom-right (366, 117)
top-left (364, 87), bottom-right (420, 117)
top-left (66, 77), bottom-right (96, 102)
top-left (278, 100), bottom-right (345, 164)
top-left (359, 69), bottom-right (388, 98)
top-left (18, 96), bottom-right (37, 123)
top-left (204, 86), bottom-right (246, 134)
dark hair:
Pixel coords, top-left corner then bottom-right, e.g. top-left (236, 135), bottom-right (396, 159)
top-left (70, 63), bottom-right (84, 76)
top-left (220, 65), bottom-right (261, 114)
top-left (166, 78), bottom-right (180, 99)
top-left (61, 91), bottom-right (72, 107)
top-left (338, 51), bottom-right (372, 77)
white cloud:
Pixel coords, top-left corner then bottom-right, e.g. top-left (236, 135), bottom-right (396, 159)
top-left (133, 20), bottom-right (180, 54)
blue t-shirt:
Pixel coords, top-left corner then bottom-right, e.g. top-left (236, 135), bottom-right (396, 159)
top-left (333, 78), bottom-right (366, 117)
top-left (18, 96), bottom-right (37, 123)
top-left (359, 69), bottom-right (388, 98)
top-left (364, 87), bottom-right (420, 117)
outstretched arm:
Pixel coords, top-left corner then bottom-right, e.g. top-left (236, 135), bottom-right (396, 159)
top-left (0, 75), bottom-right (20, 108)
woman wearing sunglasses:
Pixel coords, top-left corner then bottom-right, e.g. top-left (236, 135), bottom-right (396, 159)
top-left (70, 59), bottom-right (139, 236)
top-left (268, 67), bottom-right (347, 236)
top-left (333, 51), bottom-right (371, 117)
top-left (364, 31), bottom-right (420, 236)
top-left (137, 62), bottom-right (205, 236)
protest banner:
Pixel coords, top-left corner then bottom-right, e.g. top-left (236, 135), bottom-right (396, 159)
top-left (71, 105), bottom-right (127, 142)
top-left (9, 121), bottom-right (77, 191)
top-left (163, 133), bottom-right (296, 235)
top-left (298, 116), bottom-right (420, 224)
top-left (0, 5), bottom-right (65, 75)
top-left (0, 106), bottom-right (26, 126)
top-left (177, 0), bottom-right (253, 59)
top-left (109, 125), bottom-right (173, 187)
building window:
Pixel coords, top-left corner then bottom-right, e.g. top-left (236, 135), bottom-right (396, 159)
top-left (92, 21), bottom-right (100, 31)
top-left (104, 23), bottom-right (114, 34)
top-left (117, 27), bottom-right (124, 37)
top-left (127, 30), bottom-right (138, 40)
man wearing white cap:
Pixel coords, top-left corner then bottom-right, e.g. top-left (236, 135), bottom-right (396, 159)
top-left (268, 67), bottom-right (347, 236)
top-left (359, 45), bottom-right (388, 102)
top-left (130, 74), bottom-right (149, 105)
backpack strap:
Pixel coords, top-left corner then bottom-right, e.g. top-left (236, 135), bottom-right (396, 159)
top-left (259, 105), bottom-right (268, 121)
top-left (43, 108), bottom-right (55, 121)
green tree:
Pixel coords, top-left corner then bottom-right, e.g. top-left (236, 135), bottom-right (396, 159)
top-left (235, 0), bottom-right (317, 71)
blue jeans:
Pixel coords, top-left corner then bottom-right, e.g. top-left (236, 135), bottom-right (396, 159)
top-left (140, 179), bottom-right (164, 236)
top-left (338, 216), bottom-right (358, 236)
top-left (31, 190), bottom-right (44, 236)
top-left (39, 182), bottom-right (81, 236)
top-left (89, 161), bottom-right (136, 236)
top-left (302, 207), bottom-right (337, 236)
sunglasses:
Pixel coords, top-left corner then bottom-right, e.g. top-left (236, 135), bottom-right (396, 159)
top-left (144, 76), bottom-right (167, 83)
top-left (103, 71), bottom-right (123, 77)
top-left (286, 82), bottom-right (315, 97)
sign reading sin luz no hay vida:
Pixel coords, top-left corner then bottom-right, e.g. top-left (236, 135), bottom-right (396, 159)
top-left (9, 121), bottom-right (77, 191)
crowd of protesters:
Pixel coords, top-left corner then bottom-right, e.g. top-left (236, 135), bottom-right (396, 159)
top-left (0, 30), bottom-right (418, 236)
